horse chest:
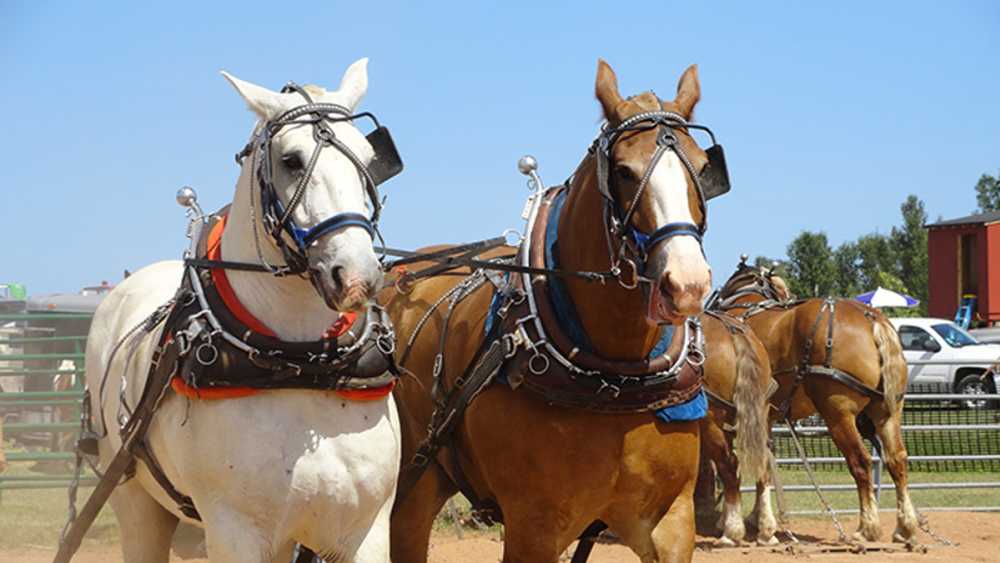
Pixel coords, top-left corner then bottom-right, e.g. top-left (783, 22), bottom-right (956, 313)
top-left (146, 393), bottom-right (400, 521)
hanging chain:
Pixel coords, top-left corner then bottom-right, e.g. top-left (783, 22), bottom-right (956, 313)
top-left (784, 417), bottom-right (850, 543)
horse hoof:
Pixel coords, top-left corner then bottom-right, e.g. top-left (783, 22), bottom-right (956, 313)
top-left (756, 535), bottom-right (779, 546)
top-left (714, 536), bottom-right (738, 548)
top-left (892, 530), bottom-right (915, 544)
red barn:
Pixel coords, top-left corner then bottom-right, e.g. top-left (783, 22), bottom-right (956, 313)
top-left (926, 211), bottom-right (1000, 325)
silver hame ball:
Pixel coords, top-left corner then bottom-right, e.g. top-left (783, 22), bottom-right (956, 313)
top-left (517, 155), bottom-right (538, 175)
top-left (176, 186), bottom-right (198, 207)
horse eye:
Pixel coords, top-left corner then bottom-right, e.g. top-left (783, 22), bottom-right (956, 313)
top-left (281, 153), bottom-right (304, 171)
top-left (615, 164), bottom-right (636, 182)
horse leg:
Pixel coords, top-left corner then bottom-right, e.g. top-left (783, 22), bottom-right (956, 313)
top-left (109, 480), bottom-right (178, 563)
top-left (863, 403), bottom-right (918, 543)
top-left (700, 421), bottom-right (744, 546)
top-left (345, 487), bottom-right (394, 563)
top-left (202, 507), bottom-right (283, 563)
top-left (500, 512), bottom-right (573, 563)
top-left (390, 462), bottom-right (456, 563)
top-left (749, 471), bottom-right (779, 545)
top-left (815, 398), bottom-right (881, 542)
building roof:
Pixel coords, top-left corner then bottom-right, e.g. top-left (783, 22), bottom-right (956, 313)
top-left (925, 210), bottom-right (1000, 228)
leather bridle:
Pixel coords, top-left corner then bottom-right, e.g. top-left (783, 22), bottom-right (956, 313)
top-left (236, 82), bottom-right (386, 277)
top-left (592, 111), bottom-right (725, 287)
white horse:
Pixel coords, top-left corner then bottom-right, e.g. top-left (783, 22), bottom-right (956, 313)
top-left (85, 59), bottom-right (400, 563)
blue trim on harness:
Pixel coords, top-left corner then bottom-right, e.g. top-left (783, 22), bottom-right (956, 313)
top-left (629, 222), bottom-right (703, 256)
top-left (654, 389), bottom-right (707, 422)
top-left (292, 212), bottom-right (375, 248)
top-left (485, 189), bottom-right (705, 421)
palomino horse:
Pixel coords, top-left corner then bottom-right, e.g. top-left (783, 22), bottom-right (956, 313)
top-left (708, 260), bottom-right (918, 544)
top-left (696, 311), bottom-right (772, 545)
top-left (85, 60), bottom-right (401, 563)
top-left (384, 60), bottom-right (738, 563)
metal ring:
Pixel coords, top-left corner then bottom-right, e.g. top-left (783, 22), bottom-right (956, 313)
top-left (686, 348), bottom-right (705, 367)
top-left (502, 228), bottom-right (524, 247)
top-left (195, 342), bottom-right (219, 366)
top-left (528, 352), bottom-right (550, 375)
top-left (617, 258), bottom-right (640, 290)
top-left (393, 272), bottom-right (414, 295)
top-left (377, 333), bottom-right (396, 355)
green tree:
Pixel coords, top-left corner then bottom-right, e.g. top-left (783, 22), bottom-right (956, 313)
top-left (786, 231), bottom-right (836, 298)
top-left (832, 242), bottom-right (861, 297)
top-left (891, 195), bottom-right (929, 314)
top-left (975, 173), bottom-right (1000, 213)
top-left (856, 233), bottom-right (898, 291)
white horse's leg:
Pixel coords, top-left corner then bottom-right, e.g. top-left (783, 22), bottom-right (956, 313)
top-left (109, 479), bottom-right (178, 563)
top-left (202, 507), bottom-right (281, 563)
top-left (345, 491), bottom-right (394, 563)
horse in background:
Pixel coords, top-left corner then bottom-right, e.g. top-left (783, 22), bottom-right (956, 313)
top-left (696, 311), bottom-right (773, 545)
top-left (709, 259), bottom-right (917, 544)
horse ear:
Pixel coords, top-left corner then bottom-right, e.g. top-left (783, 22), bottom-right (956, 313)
top-left (220, 71), bottom-right (283, 118)
top-left (674, 64), bottom-right (700, 120)
top-left (595, 59), bottom-right (625, 122)
top-left (337, 58), bottom-right (369, 111)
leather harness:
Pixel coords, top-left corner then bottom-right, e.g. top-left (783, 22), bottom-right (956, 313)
top-left (55, 211), bottom-right (399, 563)
top-left (709, 265), bottom-right (888, 417)
top-left (394, 186), bottom-right (706, 521)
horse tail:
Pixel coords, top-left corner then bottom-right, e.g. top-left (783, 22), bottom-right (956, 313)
top-left (730, 327), bottom-right (770, 483)
top-left (871, 312), bottom-right (906, 413)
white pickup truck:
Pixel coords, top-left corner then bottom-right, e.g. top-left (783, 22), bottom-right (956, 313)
top-left (889, 317), bottom-right (1000, 408)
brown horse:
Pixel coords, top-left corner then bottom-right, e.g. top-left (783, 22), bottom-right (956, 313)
top-left (383, 60), bottom-right (734, 563)
top-left (696, 311), bottom-right (772, 545)
top-left (708, 259), bottom-right (918, 544)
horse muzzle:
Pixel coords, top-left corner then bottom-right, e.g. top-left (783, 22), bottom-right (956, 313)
top-left (310, 255), bottom-right (383, 312)
top-left (645, 240), bottom-right (711, 323)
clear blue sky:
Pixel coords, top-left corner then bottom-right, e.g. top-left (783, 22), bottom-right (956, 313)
top-left (2, 2), bottom-right (998, 294)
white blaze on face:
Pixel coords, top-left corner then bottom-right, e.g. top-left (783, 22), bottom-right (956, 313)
top-left (645, 151), bottom-right (712, 313)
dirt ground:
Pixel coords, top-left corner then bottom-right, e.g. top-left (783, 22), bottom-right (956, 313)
top-left (4, 511), bottom-right (996, 563)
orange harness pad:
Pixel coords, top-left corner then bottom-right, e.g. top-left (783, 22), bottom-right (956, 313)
top-left (171, 215), bottom-right (394, 402)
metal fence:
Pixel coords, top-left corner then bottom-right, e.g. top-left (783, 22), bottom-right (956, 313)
top-left (0, 312), bottom-right (94, 493)
top-left (763, 382), bottom-right (1000, 513)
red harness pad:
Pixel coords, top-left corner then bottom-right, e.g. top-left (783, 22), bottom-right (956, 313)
top-left (171, 215), bottom-right (394, 401)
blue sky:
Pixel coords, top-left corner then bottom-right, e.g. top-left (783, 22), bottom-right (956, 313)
top-left (2, 2), bottom-right (998, 294)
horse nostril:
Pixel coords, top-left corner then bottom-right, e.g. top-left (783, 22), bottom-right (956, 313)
top-left (659, 272), bottom-right (679, 296)
top-left (330, 265), bottom-right (346, 294)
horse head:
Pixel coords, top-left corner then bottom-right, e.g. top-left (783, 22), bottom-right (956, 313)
top-left (222, 59), bottom-right (383, 312)
top-left (594, 60), bottom-right (713, 323)
top-left (715, 257), bottom-right (792, 309)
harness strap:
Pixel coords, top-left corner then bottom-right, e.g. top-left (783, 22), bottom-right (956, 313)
top-left (132, 442), bottom-right (200, 520)
top-left (804, 365), bottom-right (885, 401)
top-left (53, 300), bottom-right (186, 563)
top-left (395, 334), bottom-right (512, 508)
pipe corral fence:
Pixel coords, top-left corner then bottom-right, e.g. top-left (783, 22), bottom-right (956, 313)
top-left (2, 312), bottom-right (1000, 517)
top-left (0, 311), bottom-right (97, 494)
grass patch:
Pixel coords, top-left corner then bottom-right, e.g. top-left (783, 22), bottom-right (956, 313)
top-left (0, 463), bottom-right (117, 550)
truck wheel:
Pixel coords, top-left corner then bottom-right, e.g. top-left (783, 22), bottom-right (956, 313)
top-left (955, 373), bottom-right (995, 409)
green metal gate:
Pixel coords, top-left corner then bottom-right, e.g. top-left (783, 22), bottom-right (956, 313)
top-left (0, 311), bottom-right (97, 492)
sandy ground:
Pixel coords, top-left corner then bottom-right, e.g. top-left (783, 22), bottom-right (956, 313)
top-left (4, 511), bottom-right (995, 563)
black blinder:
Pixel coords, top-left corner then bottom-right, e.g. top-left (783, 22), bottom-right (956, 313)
top-left (699, 144), bottom-right (731, 200)
top-left (365, 126), bottom-right (404, 185)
